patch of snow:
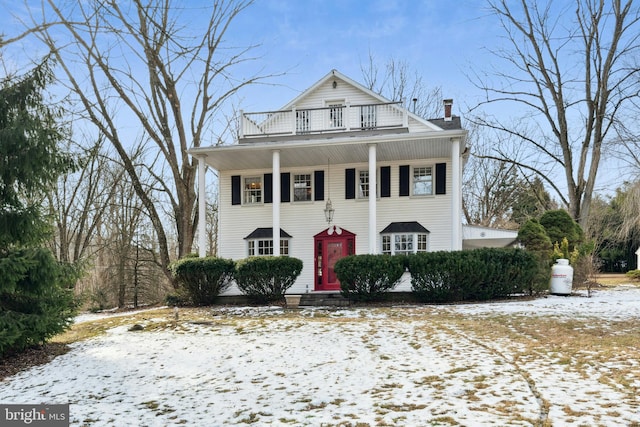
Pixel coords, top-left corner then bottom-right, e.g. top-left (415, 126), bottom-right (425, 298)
top-left (1, 287), bottom-right (638, 426)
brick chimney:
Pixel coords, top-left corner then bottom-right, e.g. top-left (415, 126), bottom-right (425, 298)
top-left (443, 99), bottom-right (453, 121)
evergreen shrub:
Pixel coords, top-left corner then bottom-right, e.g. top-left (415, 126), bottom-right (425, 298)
top-left (407, 248), bottom-right (538, 303)
top-left (334, 254), bottom-right (405, 301)
top-left (170, 257), bottom-right (235, 305)
top-left (0, 248), bottom-right (79, 357)
top-left (235, 256), bottom-right (303, 303)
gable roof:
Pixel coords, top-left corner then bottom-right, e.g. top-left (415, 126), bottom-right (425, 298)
top-left (282, 69), bottom-right (443, 132)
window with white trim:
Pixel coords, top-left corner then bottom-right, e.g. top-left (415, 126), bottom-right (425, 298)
top-left (357, 169), bottom-right (380, 199)
top-left (244, 176), bottom-right (262, 204)
top-left (247, 239), bottom-right (290, 256)
top-left (293, 173), bottom-right (312, 201)
top-left (413, 166), bottom-right (433, 196)
top-left (381, 233), bottom-right (429, 255)
top-left (358, 170), bottom-right (369, 198)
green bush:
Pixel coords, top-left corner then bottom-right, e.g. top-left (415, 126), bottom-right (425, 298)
top-left (334, 254), bottom-right (406, 301)
top-left (235, 257), bottom-right (303, 303)
top-left (170, 257), bottom-right (235, 305)
top-left (407, 248), bottom-right (539, 303)
top-left (0, 248), bottom-right (79, 357)
top-left (518, 219), bottom-right (554, 292)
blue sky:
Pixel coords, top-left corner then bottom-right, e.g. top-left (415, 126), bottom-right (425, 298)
top-left (0, 0), bottom-right (628, 195)
top-left (224, 0), bottom-right (496, 113)
top-left (0, 0), bottom-right (495, 114)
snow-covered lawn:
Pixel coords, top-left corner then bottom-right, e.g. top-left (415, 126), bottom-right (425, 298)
top-left (1, 286), bottom-right (639, 426)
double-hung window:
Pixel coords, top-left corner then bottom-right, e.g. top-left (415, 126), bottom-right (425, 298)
top-left (244, 176), bottom-right (262, 204)
top-left (413, 166), bottom-right (433, 196)
top-left (293, 173), bottom-right (312, 202)
top-left (358, 170), bottom-right (370, 198)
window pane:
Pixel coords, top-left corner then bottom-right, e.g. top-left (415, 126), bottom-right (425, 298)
top-left (294, 174), bottom-right (312, 201)
top-left (382, 235), bottom-right (391, 254)
top-left (413, 167), bottom-right (433, 196)
top-left (394, 234), bottom-right (413, 255)
top-left (358, 170), bottom-right (369, 198)
top-left (257, 239), bottom-right (273, 255)
top-left (248, 241), bottom-right (255, 256)
top-left (244, 177), bottom-right (262, 204)
top-left (280, 239), bottom-right (289, 256)
top-left (417, 234), bottom-right (428, 252)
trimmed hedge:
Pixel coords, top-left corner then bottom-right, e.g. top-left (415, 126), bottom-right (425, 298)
top-left (170, 257), bottom-right (235, 305)
top-left (407, 248), bottom-right (539, 303)
top-left (235, 256), bottom-right (303, 303)
top-left (334, 254), bottom-right (405, 301)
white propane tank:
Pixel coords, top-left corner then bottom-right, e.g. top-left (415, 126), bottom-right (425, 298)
top-left (550, 259), bottom-right (573, 295)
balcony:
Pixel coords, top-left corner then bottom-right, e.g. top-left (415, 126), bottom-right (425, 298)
top-left (240, 102), bottom-right (407, 139)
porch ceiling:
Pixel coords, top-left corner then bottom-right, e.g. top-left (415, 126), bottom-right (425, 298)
top-left (190, 130), bottom-right (467, 171)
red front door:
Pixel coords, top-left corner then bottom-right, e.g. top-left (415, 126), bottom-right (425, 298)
top-left (314, 227), bottom-right (355, 291)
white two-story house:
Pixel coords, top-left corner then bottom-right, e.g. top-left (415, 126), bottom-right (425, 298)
top-left (189, 69), bottom-right (516, 294)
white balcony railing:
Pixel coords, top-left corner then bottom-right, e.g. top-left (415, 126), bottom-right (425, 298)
top-left (240, 102), bottom-right (407, 139)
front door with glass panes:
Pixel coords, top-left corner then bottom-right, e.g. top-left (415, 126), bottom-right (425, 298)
top-left (313, 227), bottom-right (355, 291)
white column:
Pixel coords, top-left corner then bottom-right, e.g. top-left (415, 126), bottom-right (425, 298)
top-left (272, 150), bottom-right (281, 256)
top-left (451, 138), bottom-right (461, 250)
top-left (368, 144), bottom-right (377, 254)
top-left (197, 155), bottom-right (207, 258)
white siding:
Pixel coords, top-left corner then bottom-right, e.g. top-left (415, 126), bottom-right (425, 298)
top-left (218, 158), bottom-right (453, 295)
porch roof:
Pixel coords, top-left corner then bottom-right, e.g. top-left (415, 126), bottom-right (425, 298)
top-left (190, 129), bottom-right (467, 171)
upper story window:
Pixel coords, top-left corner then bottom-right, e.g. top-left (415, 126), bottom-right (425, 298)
top-left (293, 173), bottom-right (312, 202)
top-left (358, 170), bottom-right (370, 198)
top-left (413, 166), bottom-right (433, 196)
top-left (244, 176), bottom-right (262, 204)
top-left (360, 105), bottom-right (377, 129)
top-left (357, 169), bottom-right (381, 199)
top-left (327, 101), bottom-right (344, 128)
top-left (296, 110), bottom-right (310, 133)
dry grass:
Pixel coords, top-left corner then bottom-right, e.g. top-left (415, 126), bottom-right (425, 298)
top-left (4, 300), bottom-right (639, 425)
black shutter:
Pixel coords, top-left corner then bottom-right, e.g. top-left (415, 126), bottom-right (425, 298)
top-left (263, 173), bottom-right (273, 203)
top-left (345, 168), bottom-right (355, 199)
top-left (399, 165), bottom-right (410, 197)
top-left (280, 172), bottom-right (290, 202)
top-left (314, 170), bottom-right (324, 201)
top-left (380, 166), bottom-right (391, 198)
top-left (231, 175), bottom-right (241, 205)
top-left (435, 163), bottom-right (446, 195)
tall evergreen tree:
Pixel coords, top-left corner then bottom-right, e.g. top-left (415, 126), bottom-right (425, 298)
top-left (0, 55), bottom-right (79, 357)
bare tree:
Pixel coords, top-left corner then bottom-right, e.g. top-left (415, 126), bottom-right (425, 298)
top-left (23, 0), bottom-right (272, 284)
top-left (470, 0), bottom-right (640, 229)
top-left (48, 137), bottom-right (122, 264)
top-left (360, 52), bottom-right (442, 119)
